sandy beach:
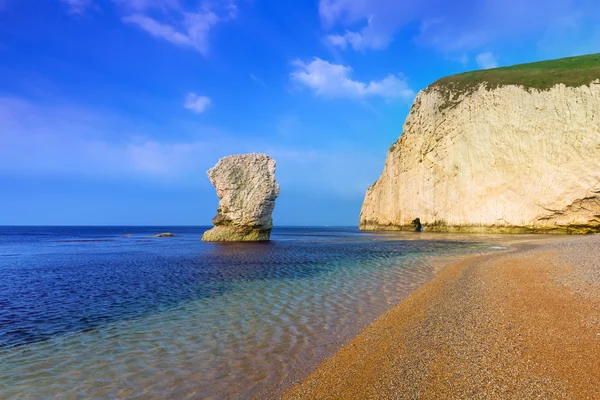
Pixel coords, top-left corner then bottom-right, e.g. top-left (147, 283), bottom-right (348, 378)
top-left (285, 234), bottom-right (600, 399)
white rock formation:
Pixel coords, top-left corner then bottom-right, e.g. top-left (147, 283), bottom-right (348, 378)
top-left (202, 154), bottom-right (279, 241)
top-left (360, 82), bottom-right (600, 233)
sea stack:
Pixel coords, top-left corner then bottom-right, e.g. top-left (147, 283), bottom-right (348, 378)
top-left (202, 154), bottom-right (280, 242)
top-left (360, 54), bottom-right (600, 234)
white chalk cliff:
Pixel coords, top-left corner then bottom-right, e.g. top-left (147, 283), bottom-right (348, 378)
top-left (360, 77), bottom-right (600, 234)
top-left (202, 154), bottom-right (279, 241)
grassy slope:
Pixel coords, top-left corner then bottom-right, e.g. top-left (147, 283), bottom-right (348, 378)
top-left (429, 53), bottom-right (600, 93)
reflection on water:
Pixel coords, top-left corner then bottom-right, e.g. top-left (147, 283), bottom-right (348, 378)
top-left (0, 226), bottom-right (500, 399)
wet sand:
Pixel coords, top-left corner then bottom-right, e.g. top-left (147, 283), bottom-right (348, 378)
top-left (285, 235), bottom-right (600, 399)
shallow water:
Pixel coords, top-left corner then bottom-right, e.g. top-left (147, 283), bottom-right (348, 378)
top-left (0, 226), bottom-right (498, 399)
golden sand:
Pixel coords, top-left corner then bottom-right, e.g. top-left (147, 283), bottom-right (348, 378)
top-left (285, 236), bottom-right (600, 399)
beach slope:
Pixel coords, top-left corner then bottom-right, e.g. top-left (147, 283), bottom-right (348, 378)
top-left (285, 235), bottom-right (600, 399)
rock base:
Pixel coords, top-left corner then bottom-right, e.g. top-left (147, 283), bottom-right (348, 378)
top-left (201, 226), bottom-right (272, 242)
top-left (359, 222), bottom-right (600, 235)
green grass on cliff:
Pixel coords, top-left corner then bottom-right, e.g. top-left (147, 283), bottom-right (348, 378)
top-left (428, 53), bottom-right (600, 109)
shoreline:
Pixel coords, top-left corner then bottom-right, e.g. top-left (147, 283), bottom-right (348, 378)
top-left (284, 234), bottom-right (600, 399)
top-left (259, 233), bottom-right (516, 399)
top-left (359, 223), bottom-right (600, 235)
top-left (258, 234), bottom-right (500, 399)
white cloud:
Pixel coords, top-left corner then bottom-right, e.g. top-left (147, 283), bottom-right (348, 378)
top-left (290, 58), bottom-right (414, 100)
top-left (476, 52), bottom-right (498, 69)
top-left (61, 0), bottom-right (92, 14)
top-left (184, 92), bottom-right (211, 113)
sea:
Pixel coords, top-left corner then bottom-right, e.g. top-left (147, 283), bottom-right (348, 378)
top-left (0, 226), bottom-right (502, 399)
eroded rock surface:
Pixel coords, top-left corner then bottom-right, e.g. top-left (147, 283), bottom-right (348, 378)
top-left (360, 82), bottom-right (600, 234)
top-left (202, 154), bottom-right (279, 241)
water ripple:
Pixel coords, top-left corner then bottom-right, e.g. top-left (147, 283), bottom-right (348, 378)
top-left (0, 227), bottom-right (497, 399)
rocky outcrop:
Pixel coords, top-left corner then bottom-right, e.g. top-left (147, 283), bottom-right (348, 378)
top-left (360, 81), bottom-right (600, 234)
top-left (202, 154), bottom-right (279, 241)
top-left (154, 233), bottom-right (175, 237)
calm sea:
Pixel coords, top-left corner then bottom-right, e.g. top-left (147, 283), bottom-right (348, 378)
top-left (0, 226), bottom-right (498, 399)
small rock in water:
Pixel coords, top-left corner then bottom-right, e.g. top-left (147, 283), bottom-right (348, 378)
top-left (155, 232), bottom-right (176, 237)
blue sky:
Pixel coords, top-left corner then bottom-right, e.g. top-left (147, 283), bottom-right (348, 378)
top-left (1, 0), bottom-right (599, 226)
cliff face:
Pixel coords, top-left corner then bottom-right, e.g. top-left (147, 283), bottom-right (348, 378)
top-left (360, 82), bottom-right (600, 234)
top-left (202, 154), bottom-right (280, 241)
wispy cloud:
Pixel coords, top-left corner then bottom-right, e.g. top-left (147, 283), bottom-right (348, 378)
top-left (0, 96), bottom-right (211, 180)
top-left (113, 0), bottom-right (181, 12)
top-left (326, 17), bottom-right (391, 51)
top-left (319, 0), bottom-right (599, 54)
top-left (123, 14), bottom-right (192, 46)
top-left (109, 0), bottom-right (236, 55)
top-left (266, 146), bottom-right (384, 198)
top-left (290, 58), bottom-right (414, 100)
top-left (122, 11), bottom-right (220, 54)
top-left (449, 53), bottom-right (470, 65)
top-left (58, 1), bottom-right (235, 55)
top-left (184, 92), bottom-right (211, 113)
top-left (0, 95), bottom-right (385, 200)
top-left (60, 0), bottom-right (93, 14)
top-left (476, 52), bottom-right (498, 69)
top-left (249, 73), bottom-right (267, 87)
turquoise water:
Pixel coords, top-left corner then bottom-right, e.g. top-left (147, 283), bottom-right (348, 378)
top-left (0, 227), bottom-right (496, 399)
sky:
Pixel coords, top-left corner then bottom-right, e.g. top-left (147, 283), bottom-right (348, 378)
top-left (1, 0), bottom-right (599, 226)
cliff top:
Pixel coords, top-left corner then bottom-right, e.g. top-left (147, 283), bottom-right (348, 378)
top-left (429, 53), bottom-right (600, 94)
